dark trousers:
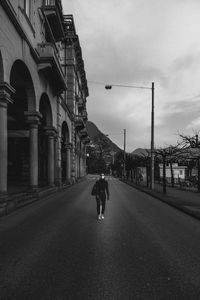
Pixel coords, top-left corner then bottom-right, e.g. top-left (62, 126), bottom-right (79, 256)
top-left (96, 192), bottom-right (106, 215)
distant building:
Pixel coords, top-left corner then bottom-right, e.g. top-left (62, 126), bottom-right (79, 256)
top-left (159, 163), bottom-right (187, 182)
top-left (136, 167), bottom-right (147, 181)
top-left (0, 1), bottom-right (89, 200)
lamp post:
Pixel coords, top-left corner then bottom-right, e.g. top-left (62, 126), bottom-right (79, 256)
top-left (190, 134), bottom-right (200, 193)
top-left (123, 128), bottom-right (126, 179)
top-left (151, 82), bottom-right (155, 190)
top-left (105, 82), bottom-right (155, 189)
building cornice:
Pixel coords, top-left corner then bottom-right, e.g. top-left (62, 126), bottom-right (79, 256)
top-left (0, 82), bottom-right (15, 106)
top-left (63, 14), bottom-right (89, 98)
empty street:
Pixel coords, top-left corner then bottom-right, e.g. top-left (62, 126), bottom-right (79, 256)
top-left (0, 176), bottom-right (200, 299)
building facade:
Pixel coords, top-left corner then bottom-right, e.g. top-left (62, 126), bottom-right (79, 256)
top-left (0, 1), bottom-right (89, 200)
top-left (159, 163), bottom-right (187, 183)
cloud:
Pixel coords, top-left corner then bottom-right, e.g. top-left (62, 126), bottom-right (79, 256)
top-left (63, 0), bottom-right (200, 151)
top-left (186, 117), bottom-right (200, 130)
top-left (172, 52), bottom-right (200, 73)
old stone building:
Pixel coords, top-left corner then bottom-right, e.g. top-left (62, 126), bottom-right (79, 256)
top-left (0, 1), bottom-right (89, 204)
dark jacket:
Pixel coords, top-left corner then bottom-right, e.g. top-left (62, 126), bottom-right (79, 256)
top-left (96, 178), bottom-right (109, 199)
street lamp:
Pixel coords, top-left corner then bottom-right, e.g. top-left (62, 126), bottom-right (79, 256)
top-left (105, 82), bottom-right (155, 189)
top-left (189, 134), bottom-right (200, 193)
top-left (123, 129), bottom-right (126, 179)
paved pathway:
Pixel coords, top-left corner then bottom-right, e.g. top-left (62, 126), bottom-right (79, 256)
top-left (124, 179), bottom-right (200, 219)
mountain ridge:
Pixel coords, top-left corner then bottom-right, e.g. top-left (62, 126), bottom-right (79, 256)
top-left (86, 121), bottom-right (121, 152)
top-left (131, 148), bottom-right (150, 156)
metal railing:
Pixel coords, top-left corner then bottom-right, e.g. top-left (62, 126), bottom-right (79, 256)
top-left (43, 0), bottom-right (63, 14)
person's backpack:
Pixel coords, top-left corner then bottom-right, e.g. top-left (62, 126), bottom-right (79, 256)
top-left (91, 183), bottom-right (97, 196)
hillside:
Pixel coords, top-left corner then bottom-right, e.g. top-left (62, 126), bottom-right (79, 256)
top-left (131, 148), bottom-right (150, 156)
top-left (85, 121), bottom-right (122, 173)
top-left (85, 121), bottom-right (99, 139)
top-left (86, 121), bottom-right (121, 152)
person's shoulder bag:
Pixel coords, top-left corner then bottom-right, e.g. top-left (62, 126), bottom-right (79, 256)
top-left (91, 182), bottom-right (97, 196)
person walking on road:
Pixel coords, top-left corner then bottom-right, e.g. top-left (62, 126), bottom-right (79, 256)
top-left (95, 173), bottom-right (109, 220)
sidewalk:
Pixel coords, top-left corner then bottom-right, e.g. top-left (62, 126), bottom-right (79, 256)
top-left (123, 180), bottom-right (200, 220)
top-left (0, 178), bottom-right (86, 217)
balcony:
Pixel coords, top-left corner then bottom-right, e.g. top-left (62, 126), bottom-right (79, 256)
top-left (82, 137), bottom-right (90, 144)
top-left (82, 111), bottom-right (88, 122)
top-left (42, 0), bottom-right (65, 42)
top-left (78, 98), bottom-right (85, 111)
top-left (37, 43), bottom-right (67, 93)
top-left (74, 115), bottom-right (85, 131)
top-left (63, 15), bottom-right (76, 39)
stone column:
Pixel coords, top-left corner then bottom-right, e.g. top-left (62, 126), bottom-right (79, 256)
top-left (25, 112), bottom-right (41, 190)
top-left (45, 127), bottom-right (57, 187)
top-left (55, 96), bottom-right (61, 187)
top-left (66, 143), bottom-right (72, 183)
top-left (0, 83), bottom-right (15, 198)
top-left (80, 144), bottom-right (85, 177)
top-left (29, 123), bottom-right (38, 189)
top-left (54, 133), bottom-right (62, 187)
top-left (54, 136), bottom-right (59, 186)
top-left (80, 155), bottom-right (83, 177)
top-left (79, 155), bottom-right (82, 177)
top-left (48, 135), bottom-right (54, 186)
top-left (83, 145), bottom-right (87, 176)
top-left (71, 121), bottom-right (76, 183)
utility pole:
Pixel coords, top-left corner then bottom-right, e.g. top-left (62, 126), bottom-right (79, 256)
top-left (123, 129), bottom-right (126, 179)
top-left (150, 82), bottom-right (154, 190)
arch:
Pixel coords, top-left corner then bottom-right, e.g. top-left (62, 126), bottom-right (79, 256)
top-left (7, 60), bottom-right (36, 187)
top-left (39, 93), bottom-right (53, 127)
top-left (10, 60), bottom-right (36, 110)
top-left (61, 121), bottom-right (70, 144)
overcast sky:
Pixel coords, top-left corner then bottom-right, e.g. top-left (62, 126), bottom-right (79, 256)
top-left (62, 0), bottom-right (200, 152)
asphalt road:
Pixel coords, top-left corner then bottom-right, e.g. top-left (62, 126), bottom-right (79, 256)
top-left (0, 175), bottom-right (200, 299)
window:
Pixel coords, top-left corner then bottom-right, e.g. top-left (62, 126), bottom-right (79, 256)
top-left (45, 0), bottom-right (56, 5)
top-left (179, 170), bottom-right (183, 176)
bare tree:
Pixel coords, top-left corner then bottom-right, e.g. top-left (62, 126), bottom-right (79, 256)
top-left (179, 132), bottom-right (200, 192)
top-left (154, 144), bottom-right (185, 194)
